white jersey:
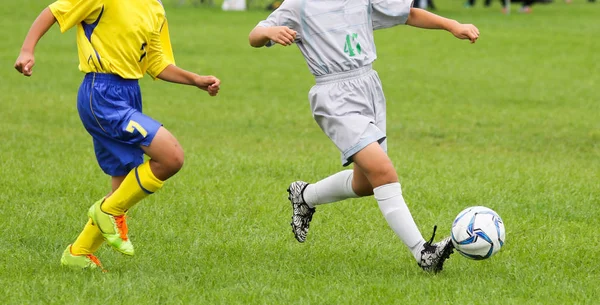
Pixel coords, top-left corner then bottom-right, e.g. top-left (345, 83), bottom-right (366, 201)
top-left (257, 0), bottom-right (412, 76)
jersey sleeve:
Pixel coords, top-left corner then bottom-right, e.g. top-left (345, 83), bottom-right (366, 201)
top-left (49, 0), bottom-right (103, 33)
top-left (146, 18), bottom-right (176, 79)
top-left (371, 0), bottom-right (413, 30)
top-left (255, 0), bottom-right (301, 47)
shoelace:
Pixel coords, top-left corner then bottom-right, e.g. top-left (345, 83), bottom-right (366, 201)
top-left (87, 254), bottom-right (108, 273)
top-left (426, 225), bottom-right (438, 245)
top-left (114, 215), bottom-right (129, 241)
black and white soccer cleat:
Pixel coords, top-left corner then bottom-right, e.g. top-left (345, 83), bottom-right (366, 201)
top-left (419, 225), bottom-right (455, 273)
top-left (287, 181), bottom-right (315, 243)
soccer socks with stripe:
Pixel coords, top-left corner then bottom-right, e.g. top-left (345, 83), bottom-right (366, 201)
top-left (302, 170), bottom-right (359, 208)
top-left (374, 182), bottom-right (426, 261)
top-left (71, 219), bottom-right (104, 256)
top-left (102, 160), bottom-right (164, 216)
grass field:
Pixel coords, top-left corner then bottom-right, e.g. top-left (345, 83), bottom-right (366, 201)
top-left (1, 1), bottom-right (599, 304)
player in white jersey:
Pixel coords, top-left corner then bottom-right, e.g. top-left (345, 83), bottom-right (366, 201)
top-left (249, 0), bottom-right (479, 273)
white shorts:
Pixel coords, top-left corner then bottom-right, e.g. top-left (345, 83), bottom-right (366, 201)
top-left (309, 64), bottom-right (388, 166)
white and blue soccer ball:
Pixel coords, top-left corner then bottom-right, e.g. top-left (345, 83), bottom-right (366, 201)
top-left (451, 206), bottom-right (506, 260)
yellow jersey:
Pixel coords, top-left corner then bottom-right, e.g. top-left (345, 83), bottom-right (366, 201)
top-left (49, 0), bottom-right (175, 79)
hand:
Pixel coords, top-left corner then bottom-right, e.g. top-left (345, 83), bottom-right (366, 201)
top-left (15, 51), bottom-right (35, 76)
top-left (450, 24), bottom-right (480, 43)
top-left (194, 75), bottom-right (220, 96)
top-left (267, 26), bottom-right (297, 46)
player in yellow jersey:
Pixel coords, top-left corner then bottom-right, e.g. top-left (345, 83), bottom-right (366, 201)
top-left (15, 0), bottom-right (220, 271)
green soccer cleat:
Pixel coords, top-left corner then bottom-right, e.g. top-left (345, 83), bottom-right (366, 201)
top-left (88, 199), bottom-right (134, 256)
top-left (60, 245), bottom-right (106, 272)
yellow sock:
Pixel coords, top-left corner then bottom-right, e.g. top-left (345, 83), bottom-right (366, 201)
top-left (102, 160), bottom-right (164, 215)
top-left (71, 219), bottom-right (104, 255)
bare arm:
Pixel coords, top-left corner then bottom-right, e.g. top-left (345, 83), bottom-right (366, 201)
top-left (15, 7), bottom-right (57, 76)
top-left (406, 8), bottom-right (480, 43)
top-left (248, 26), bottom-right (296, 48)
top-left (157, 64), bottom-right (221, 96)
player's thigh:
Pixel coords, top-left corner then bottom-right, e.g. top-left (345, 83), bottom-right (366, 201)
top-left (141, 126), bottom-right (184, 166)
top-left (352, 142), bottom-right (398, 188)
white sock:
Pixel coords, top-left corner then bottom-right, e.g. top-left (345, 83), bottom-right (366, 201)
top-left (374, 182), bottom-right (425, 262)
top-left (303, 170), bottom-right (358, 208)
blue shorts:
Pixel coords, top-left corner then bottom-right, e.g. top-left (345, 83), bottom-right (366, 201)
top-left (77, 73), bottom-right (161, 177)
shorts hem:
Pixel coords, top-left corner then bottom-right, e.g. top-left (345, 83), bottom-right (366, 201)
top-left (140, 123), bottom-right (162, 147)
top-left (341, 132), bottom-right (387, 166)
top-left (101, 162), bottom-right (141, 177)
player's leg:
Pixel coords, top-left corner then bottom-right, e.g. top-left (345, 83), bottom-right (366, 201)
top-left (290, 73), bottom-right (389, 242)
top-left (351, 164), bottom-right (374, 196)
top-left (111, 176), bottom-right (126, 191)
top-left (300, 170), bottom-right (358, 208)
top-left (95, 126), bottom-right (182, 245)
top-left (92, 128), bottom-right (180, 256)
top-left (352, 142), bottom-right (427, 261)
top-left (299, 159), bottom-right (375, 206)
top-left (62, 75), bottom-right (126, 269)
top-left (61, 218), bottom-right (106, 270)
top-left (288, 153), bottom-right (380, 242)
top-left (354, 143), bottom-right (454, 272)
top-left (140, 126), bottom-right (184, 181)
top-left (100, 126), bottom-right (181, 217)
top-left (95, 126), bottom-right (180, 225)
top-left (293, 162), bottom-right (373, 211)
top-left (61, 176), bottom-right (126, 271)
top-left (77, 75), bottom-right (168, 255)
top-left (288, 168), bottom-right (362, 242)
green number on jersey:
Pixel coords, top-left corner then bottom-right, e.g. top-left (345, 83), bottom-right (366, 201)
top-left (344, 33), bottom-right (362, 57)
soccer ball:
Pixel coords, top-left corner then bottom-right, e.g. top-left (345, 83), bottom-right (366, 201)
top-left (451, 206), bottom-right (506, 260)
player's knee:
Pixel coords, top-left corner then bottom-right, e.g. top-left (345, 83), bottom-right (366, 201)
top-left (366, 164), bottom-right (398, 188)
top-left (168, 148), bottom-right (185, 173)
top-left (157, 147), bottom-right (184, 179)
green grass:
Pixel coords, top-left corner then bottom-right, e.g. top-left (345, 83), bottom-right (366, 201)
top-left (1, 1), bottom-right (599, 304)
